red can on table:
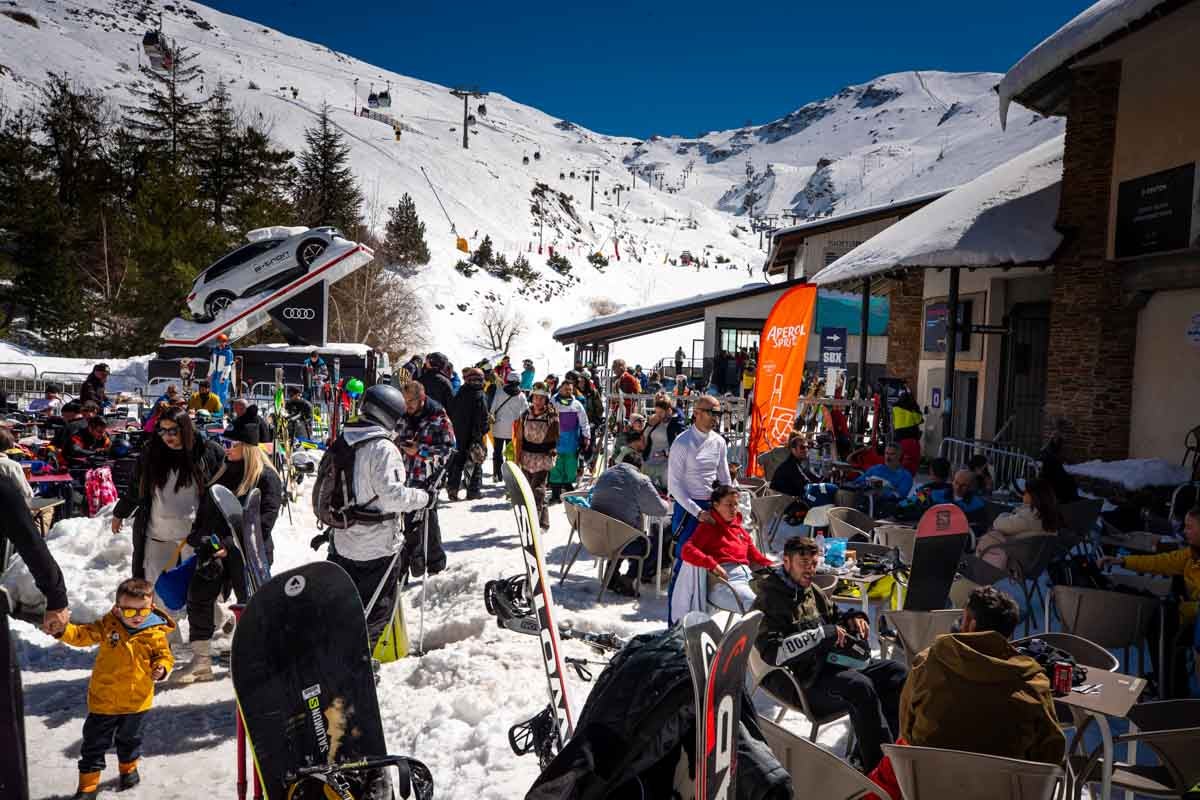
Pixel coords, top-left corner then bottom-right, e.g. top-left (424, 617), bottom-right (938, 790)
top-left (1052, 661), bottom-right (1073, 696)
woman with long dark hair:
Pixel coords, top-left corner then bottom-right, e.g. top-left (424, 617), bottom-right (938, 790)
top-left (111, 407), bottom-right (225, 605)
top-left (975, 477), bottom-right (1063, 570)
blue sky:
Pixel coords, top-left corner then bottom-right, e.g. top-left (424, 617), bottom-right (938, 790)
top-left (202, 0), bottom-right (1087, 138)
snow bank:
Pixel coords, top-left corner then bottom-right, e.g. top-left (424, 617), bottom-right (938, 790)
top-left (0, 340), bottom-right (150, 393)
top-left (815, 135), bottom-right (1064, 284)
top-left (998, 0), bottom-right (1170, 126)
top-left (1066, 458), bottom-right (1193, 490)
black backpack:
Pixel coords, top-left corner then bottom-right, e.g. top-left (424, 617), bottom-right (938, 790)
top-left (312, 433), bottom-right (397, 529)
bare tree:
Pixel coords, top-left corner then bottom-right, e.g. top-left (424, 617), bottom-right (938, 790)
top-left (328, 231), bottom-right (428, 359)
top-left (472, 305), bottom-right (526, 354)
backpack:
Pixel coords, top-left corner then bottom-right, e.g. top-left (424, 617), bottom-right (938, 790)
top-left (312, 433), bottom-right (398, 529)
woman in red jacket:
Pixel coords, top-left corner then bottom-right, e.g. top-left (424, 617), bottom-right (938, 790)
top-left (681, 484), bottom-right (775, 612)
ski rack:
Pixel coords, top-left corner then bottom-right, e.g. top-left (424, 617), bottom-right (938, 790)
top-left (159, 241), bottom-right (375, 348)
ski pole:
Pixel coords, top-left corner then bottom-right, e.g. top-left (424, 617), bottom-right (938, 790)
top-left (363, 549), bottom-right (403, 620)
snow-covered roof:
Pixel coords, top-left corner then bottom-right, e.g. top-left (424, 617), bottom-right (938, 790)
top-left (998, 0), bottom-right (1173, 126)
top-left (770, 189), bottom-right (954, 240)
top-left (813, 135), bottom-right (1065, 286)
top-left (1066, 457), bottom-right (1193, 490)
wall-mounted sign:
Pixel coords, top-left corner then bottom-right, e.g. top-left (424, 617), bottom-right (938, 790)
top-left (931, 387), bottom-right (942, 409)
top-left (1115, 162), bottom-right (1199, 259)
top-left (923, 300), bottom-right (973, 353)
top-left (1188, 312), bottom-right (1200, 348)
top-left (819, 327), bottom-right (847, 376)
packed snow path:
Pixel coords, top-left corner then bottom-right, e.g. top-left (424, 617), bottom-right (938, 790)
top-left (11, 478), bottom-right (854, 799)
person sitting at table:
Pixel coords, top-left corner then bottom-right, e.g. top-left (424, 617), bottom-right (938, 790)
top-left (859, 443), bottom-right (912, 501)
top-left (681, 483), bottom-right (774, 612)
top-left (589, 453), bottom-right (671, 595)
top-left (187, 380), bottom-right (222, 416)
top-left (769, 433), bottom-right (821, 499)
top-left (893, 457), bottom-right (953, 522)
top-left (950, 468), bottom-right (989, 529)
top-left (28, 383), bottom-right (64, 416)
top-left (1102, 505), bottom-right (1200, 698)
top-left (70, 417), bottom-right (111, 461)
top-left (752, 536), bottom-right (907, 773)
top-left (0, 427), bottom-right (33, 501)
top-left (974, 478), bottom-right (1063, 570)
top-left (968, 454), bottom-right (994, 496)
top-left (867, 586), bottom-right (1064, 799)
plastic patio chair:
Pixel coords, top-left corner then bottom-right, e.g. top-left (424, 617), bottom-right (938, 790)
top-left (757, 716), bottom-right (878, 800)
top-left (758, 446), bottom-right (790, 483)
top-left (1071, 700), bottom-right (1200, 800)
top-left (978, 533), bottom-right (1063, 635)
top-left (828, 507), bottom-right (878, 538)
top-left (558, 490), bottom-right (589, 570)
top-left (558, 507), bottom-right (650, 601)
top-left (748, 645), bottom-right (855, 757)
top-left (882, 743), bottom-right (1064, 800)
top-left (1057, 499), bottom-right (1103, 556)
top-left (875, 524), bottom-right (917, 564)
top-left (750, 492), bottom-right (798, 551)
top-left (879, 609), bottom-right (961, 664)
top-left (1051, 585), bottom-right (1160, 676)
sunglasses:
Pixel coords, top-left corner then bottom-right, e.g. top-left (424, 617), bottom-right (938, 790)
top-left (116, 606), bottom-right (149, 618)
top-left (220, 437), bottom-right (241, 449)
top-left (157, 426), bottom-right (181, 437)
top-left (695, 406), bottom-right (718, 415)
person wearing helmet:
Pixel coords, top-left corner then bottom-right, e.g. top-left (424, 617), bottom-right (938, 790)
top-left (315, 383), bottom-right (433, 648)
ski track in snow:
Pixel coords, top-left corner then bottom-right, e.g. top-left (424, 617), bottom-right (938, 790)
top-left (11, 478), bottom-right (854, 799)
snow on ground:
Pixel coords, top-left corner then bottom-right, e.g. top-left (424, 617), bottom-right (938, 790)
top-left (1065, 457), bottom-right (1195, 490)
top-left (12, 478), bottom-right (853, 799)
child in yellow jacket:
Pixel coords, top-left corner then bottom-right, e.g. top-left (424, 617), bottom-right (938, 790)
top-left (1104, 505), bottom-right (1200, 696)
top-left (56, 577), bottom-right (174, 799)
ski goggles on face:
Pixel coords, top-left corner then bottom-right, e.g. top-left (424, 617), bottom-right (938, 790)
top-left (116, 606), bottom-right (149, 618)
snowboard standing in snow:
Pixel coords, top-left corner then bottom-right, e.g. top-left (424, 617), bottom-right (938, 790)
top-left (231, 561), bottom-right (432, 800)
top-left (209, 485), bottom-right (270, 593)
top-left (683, 611), bottom-right (763, 800)
top-left (500, 461), bottom-right (575, 766)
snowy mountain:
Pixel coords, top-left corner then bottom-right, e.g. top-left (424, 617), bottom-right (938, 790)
top-left (0, 1), bottom-right (1062, 369)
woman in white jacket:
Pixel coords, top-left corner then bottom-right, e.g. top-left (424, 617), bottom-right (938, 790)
top-left (975, 478), bottom-right (1064, 569)
top-left (489, 374), bottom-right (529, 482)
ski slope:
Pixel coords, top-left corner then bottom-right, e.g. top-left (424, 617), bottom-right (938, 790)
top-left (0, 1), bottom-right (1062, 371)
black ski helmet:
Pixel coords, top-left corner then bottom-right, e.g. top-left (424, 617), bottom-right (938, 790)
top-left (359, 383), bottom-right (407, 430)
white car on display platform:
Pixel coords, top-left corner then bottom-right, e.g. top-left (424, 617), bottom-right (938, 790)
top-left (186, 226), bottom-right (343, 321)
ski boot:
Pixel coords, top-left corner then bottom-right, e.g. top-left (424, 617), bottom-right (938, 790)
top-left (119, 760), bottom-right (140, 790)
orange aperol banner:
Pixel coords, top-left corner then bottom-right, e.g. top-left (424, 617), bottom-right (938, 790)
top-left (748, 284), bottom-right (818, 476)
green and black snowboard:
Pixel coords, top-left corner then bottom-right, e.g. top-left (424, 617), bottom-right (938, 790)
top-left (231, 561), bottom-right (432, 799)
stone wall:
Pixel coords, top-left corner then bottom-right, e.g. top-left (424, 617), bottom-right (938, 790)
top-left (886, 271), bottom-right (924, 389)
top-left (1043, 62), bottom-right (1138, 461)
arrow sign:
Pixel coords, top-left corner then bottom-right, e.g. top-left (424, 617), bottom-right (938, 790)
top-left (820, 327), bottom-right (847, 377)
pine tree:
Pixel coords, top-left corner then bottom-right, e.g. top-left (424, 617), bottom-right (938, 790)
top-left (228, 125), bottom-right (297, 233)
top-left (471, 234), bottom-right (495, 267)
top-left (293, 103), bottom-right (362, 233)
top-left (195, 82), bottom-right (239, 228)
top-left (123, 46), bottom-right (207, 170)
top-left (380, 192), bottom-right (430, 273)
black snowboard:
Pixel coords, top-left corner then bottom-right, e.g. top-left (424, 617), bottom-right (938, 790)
top-left (231, 561), bottom-right (385, 799)
top-left (210, 485), bottom-right (270, 594)
top-left (683, 611), bottom-right (763, 800)
top-left (905, 503), bottom-right (971, 611)
top-left (0, 613), bottom-right (29, 800)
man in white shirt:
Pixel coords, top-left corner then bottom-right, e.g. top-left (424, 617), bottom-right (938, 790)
top-left (666, 395), bottom-right (731, 620)
top-left (27, 384), bottom-right (64, 416)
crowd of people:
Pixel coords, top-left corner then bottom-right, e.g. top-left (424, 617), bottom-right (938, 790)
top-left (6, 346), bottom-right (1199, 800)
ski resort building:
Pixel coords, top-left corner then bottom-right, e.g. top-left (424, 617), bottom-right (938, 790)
top-left (816, 0), bottom-right (1200, 465)
top-left (551, 282), bottom-right (889, 386)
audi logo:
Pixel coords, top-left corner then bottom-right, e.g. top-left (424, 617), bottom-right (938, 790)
top-left (282, 308), bottom-right (316, 320)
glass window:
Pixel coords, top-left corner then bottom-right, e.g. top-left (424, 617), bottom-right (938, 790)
top-left (204, 240), bottom-right (280, 283)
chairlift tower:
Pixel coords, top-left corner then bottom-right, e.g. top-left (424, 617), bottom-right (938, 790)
top-left (450, 87), bottom-right (487, 149)
top-left (585, 168), bottom-right (600, 211)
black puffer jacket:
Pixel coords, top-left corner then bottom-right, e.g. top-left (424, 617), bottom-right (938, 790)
top-left (527, 624), bottom-right (791, 800)
top-left (188, 459), bottom-right (283, 562)
top-left (448, 383), bottom-right (488, 449)
top-left (419, 370), bottom-right (453, 409)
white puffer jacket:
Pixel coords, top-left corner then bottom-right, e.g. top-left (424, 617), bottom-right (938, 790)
top-left (490, 387), bottom-right (529, 440)
top-left (330, 424), bottom-right (429, 562)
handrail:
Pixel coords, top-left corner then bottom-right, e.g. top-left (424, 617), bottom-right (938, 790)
top-left (938, 436), bottom-right (1039, 492)
top-left (0, 361), bottom-right (39, 379)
